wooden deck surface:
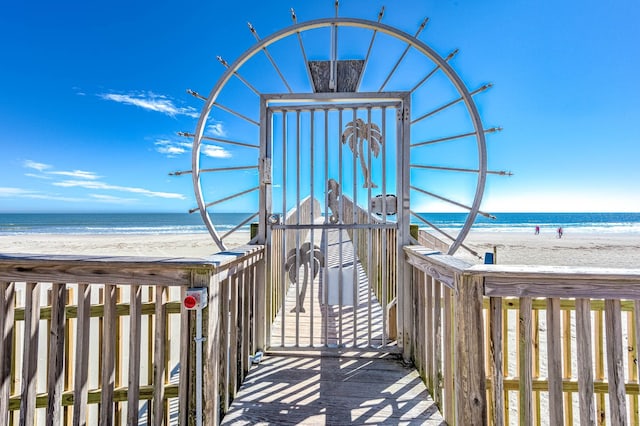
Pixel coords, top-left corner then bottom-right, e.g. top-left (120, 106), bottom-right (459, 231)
top-left (221, 352), bottom-right (445, 425)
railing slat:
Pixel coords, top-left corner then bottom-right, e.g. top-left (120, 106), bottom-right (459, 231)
top-left (518, 296), bottom-right (532, 426)
top-left (443, 286), bottom-right (454, 423)
top-left (489, 297), bottom-right (504, 426)
top-left (153, 286), bottom-right (167, 425)
top-left (425, 274), bottom-right (434, 393)
top-left (434, 279), bottom-right (443, 409)
top-left (576, 298), bottom-right (595, 425)
top-left (605, 299), bottom-right (628, 426)
top-left (205, 273), bottom-right (221, 425)
top-left (99, 284), bottom-right (117, 424)
top-left (127, 285), bottom-right (143, 425)
top-left (546, 297), bottom-right (564, 425)
top-left (46, 283), bottom-right (67, 426)
top-left (454, 273), bottom-right (486, 425)
top-left (0, 282), bottom-right (15, 425)
top-left (220, 276), bottom-right (230, 413)
top-left (229, 272), bottom-right (239, 399)
top-left (73, 283), bottom-right (91, 426)
top-left (19, 282), bottom-right (41, 426)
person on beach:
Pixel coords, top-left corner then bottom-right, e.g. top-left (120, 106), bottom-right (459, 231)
top-left (535, 226), bottom-right (540, 235)
top-left (557, 227), bottom-right (563, 238)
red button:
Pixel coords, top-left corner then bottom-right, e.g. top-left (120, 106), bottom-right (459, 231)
top-left (184, 295), bottom-right (198, 309)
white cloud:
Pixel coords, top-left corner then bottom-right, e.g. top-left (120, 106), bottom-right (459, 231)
top-left (0, 187), bottom-right (32, 196)
top-left (202, 144), bottom-right (232, 158)
top-left (155, 139), bottom-right (231, 159)
top-left (100, 91), bottom-right (199, 118)
top-left (206, 122), bottom-right (227, 137)
top-left (89, 194), bottom-right (136, 203)
top-left (53, 180), bottom-right (185, 199)
top-left (25, 173), bottom-right (52, 179)
top-left (24, 160), bottom-right (51, 171)
top-left (50, 170), bottom-right (101, 180)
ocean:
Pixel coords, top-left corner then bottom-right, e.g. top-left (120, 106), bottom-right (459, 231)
top-left (1, 212), bottom-right (639, 235)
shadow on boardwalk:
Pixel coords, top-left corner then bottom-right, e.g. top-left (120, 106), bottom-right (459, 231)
top-left (221, 352), bottom-right (445, 425)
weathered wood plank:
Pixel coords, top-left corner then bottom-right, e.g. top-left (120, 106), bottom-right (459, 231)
top-left (46, 283), bottom-right (66, 426)
top-left (454, 273), bottom-right (487, 425)
top-left (19, 282), bottom-right (41, 426)
top-left (0, 282), bottom-right (15, 425)
top-left (220, 276), bottom-right (230, 413)
top-left (126, 285), bottom-right (142, 425)
top-left (152, 286), bottom-right (167, 425)
top-left (425, 275), bottom-right (433, 393)
top-left (489, 297), bottom-right (504, 426)
top-left (519, 297), bottom-right (532, 426)
top-left (443, 286), bottom-right (454, 423)
top-left (204, 273), bottom-right (221, 425)
top-left (433, 279), bottom-right (443, 409)
top-left (576, 298), bottom-right (596, 425)
top-left (229, 273), bottom-right (239, 400)
top-left (99, 284), bottom-right (116, 425)
top-left (73, 283), bottom-right (91, 425)
top-left (605, 299), bottom-right (628, 426)
top-left (546, 297), bottom-right (564, 425)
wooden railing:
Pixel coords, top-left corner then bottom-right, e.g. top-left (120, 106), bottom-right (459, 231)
top-left (0, 244), bottom-right (264, 425)
top-left (405, 245), bottom-right (640, 425)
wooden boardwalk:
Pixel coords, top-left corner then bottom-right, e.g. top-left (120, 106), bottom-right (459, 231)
top-left (221, 352), bottom-right (445, 425)
top-left (222, 229), bottom-right (444, 425)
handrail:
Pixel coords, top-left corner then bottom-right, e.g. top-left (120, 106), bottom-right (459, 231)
top-left (404, 244), bottom-right (640, 425)
top-left (0, 245), bottom-right (265, 424)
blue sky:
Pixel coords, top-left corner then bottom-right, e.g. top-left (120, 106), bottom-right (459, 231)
top-left (1, 0), bottom-right (638, 213)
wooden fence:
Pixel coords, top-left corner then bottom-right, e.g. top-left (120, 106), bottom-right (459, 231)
top-left (405, 245), bottom-right (640, 425)
top-left (0, 245), bottom-right (264, 425)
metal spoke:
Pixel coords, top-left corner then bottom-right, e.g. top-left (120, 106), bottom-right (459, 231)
top-left (410, 164), bottom-right (512, 176)
top-left (290, 8), bottom-right (315, 92)
top-left (378, 17), bottom-right (429, 92)
top-left (177, 132), bottom-right (259, 149)
top-left (216, 56), bottom-right (260, 96)
top-left (411, 127), bottom-right (502, 148)
top-left (170, 165), bottom-right (257, 176)
top-left (248, 22), bottom-right (293, 93)
top-left (411, 49), bottom-right (458, 93)
top-left (220, 212), bottom-right (259, 241)
top-left (410, 211), bottom-right (480, 258)
top-left (189, 186), bottom-right (259, 214)
top-left (357, 6), bottom-right (385, 91)
top-left (411, 83), bottom-right (492, 125)
top-left (188, 89), bottom-right (259, 126)
top-left (410, 186), bottom-right (496, 219)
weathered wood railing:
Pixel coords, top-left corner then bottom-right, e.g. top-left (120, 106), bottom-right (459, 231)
top-left (0, 244), bottom-right (264, 425)
top-left (405, 245), bottom-right (640, 425)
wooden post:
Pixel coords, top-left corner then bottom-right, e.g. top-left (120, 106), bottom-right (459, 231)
top-left (454, 273), bottom-right (487, 425)
top-left (489, 297), bottom-right (504, 426)
top-left (204, 271), bottom-right (221, 425)
top-left (546, 297), bottom-right (564, 426)
top-left (519, 297), bottom-right (533, 426)
top-left (576, 298), bottom-right (595, 425)
top-left (605, 299), bottom-right (628, 426)
top-left (0, 282), bottom-right (14, 425)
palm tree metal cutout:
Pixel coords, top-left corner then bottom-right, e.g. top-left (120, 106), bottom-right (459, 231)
top-left (285, 242), bottom-right (325, 313)
top-left (341, 118), bottom-right (383, 188)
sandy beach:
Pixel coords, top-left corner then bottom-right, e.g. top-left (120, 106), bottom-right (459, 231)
top-left (0, 229), bottom-right (637, 268)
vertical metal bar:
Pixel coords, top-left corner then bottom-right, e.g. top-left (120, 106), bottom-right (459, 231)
top-left (295, 110), bottom-right (301, 347)
top-left (324, 109), bottom-right (330, 347)
top-left (338, 108), bottom-right (344, 347)
top-left (399, 95), bottom-right (412, 360)
top-left (366, 107), bottom-right (373, 347)
top-left (309, 109), bottom-right (315, 347)
top-left (281, 110), bottom-right (287, 347)
top-left (356, 7), bottom-right (384, 92)
top-left (352, 107), bottom-right (358, 348)
top-left (381, 107), bottom-right (388, 346)
top-left (258, 97), bottom-right (270, 351)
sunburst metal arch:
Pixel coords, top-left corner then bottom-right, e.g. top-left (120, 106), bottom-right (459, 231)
top-left (182, 14), bottom-right (508, 255)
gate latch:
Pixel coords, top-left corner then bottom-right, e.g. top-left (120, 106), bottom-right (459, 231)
top-left (370, 194), bottom-right (397, 216)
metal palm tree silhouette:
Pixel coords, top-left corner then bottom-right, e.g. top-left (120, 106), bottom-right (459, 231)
top-left (285, 242), bottom-right (324, 313)
top-left (341, 118), bottom-right (383, 188)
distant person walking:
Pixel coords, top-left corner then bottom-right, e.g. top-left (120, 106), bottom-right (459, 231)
top-left (535, 226), bottom-right (540, 235)
top-left (557, 227), bottom-right (563, 238)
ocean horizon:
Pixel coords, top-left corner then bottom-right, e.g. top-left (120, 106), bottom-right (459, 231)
top-left (1, 212), bottom-right (639, 236)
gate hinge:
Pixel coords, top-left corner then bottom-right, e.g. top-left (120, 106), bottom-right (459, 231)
top-left (261, 158), bottom-right (271, 184)
top-left (397, 107), bottom-right (410, 122)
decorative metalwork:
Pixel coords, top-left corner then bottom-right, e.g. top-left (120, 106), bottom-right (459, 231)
top-left (285, 243), bottom-right (324, 313)
top-left (327, 178), bottom-right (341, 223)
top-left (341, 118), bottom-right (383, 188)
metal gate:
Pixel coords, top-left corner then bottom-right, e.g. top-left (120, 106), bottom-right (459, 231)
top-left (258, 93), bottom-right (410, 351)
